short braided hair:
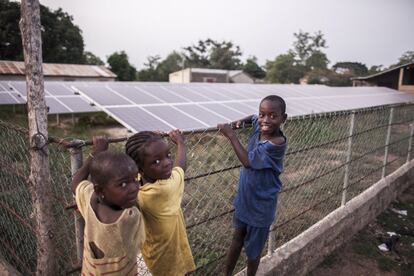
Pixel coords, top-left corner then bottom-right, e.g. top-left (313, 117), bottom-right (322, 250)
top-left (125, 131), bottom-right (163, 168)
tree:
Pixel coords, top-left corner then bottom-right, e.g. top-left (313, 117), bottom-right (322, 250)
top-left (137, 55), bottom-right (161, 81)
top-left (332, 62), bottom-right (368, 76)
top-left (265, 30), bottom-right (329, 83)
top-left (0, 0), bottom-right (101, 64)
top-left (305, 50), bottom-right (329, 70)
top-left (83, 51), bottom-right (104, 65)
top-left (390, 50), bottom-right (414, 68)
top-left (155, 51), bottom-right (184, 81)
top-left (292, 30), bottom-right (328, 70)
top-left (107, 51), bottom-right (137, 81)
top-left (20, 0), bottom-right (57, 274)
top-left (0, 0), bottom-right (23, 60)
top-left (182, 39), bottom-right (243, 69)
top-left (40, 6), bottom-right (85, 63)
top-left (265, 53), bottom-right (305, 83)
top-left (367, 65), bottom-right (383, 75)
top-left (243, 56), bottom-right (266, 79)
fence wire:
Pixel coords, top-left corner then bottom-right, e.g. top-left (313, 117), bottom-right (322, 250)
top-left (0, 103), bottom-right (413, 275)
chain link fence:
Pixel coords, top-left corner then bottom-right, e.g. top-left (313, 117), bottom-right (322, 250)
top-left (0, 103), bottom-right (413, 275)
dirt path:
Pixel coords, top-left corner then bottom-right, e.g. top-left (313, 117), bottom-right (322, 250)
top-left (309, 184), bottom-right (414, 276)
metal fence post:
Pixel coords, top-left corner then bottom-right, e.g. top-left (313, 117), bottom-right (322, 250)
top-left (382, 107), bottom-right (394, 178)
top-left (70, 141), bottom-right (84, 263)
top-left (267, 221), bottom-right (276, 255)
top-left (342, 112), bottom-right (355, 206)
top-left (407, 123), bottom-right (414, 163)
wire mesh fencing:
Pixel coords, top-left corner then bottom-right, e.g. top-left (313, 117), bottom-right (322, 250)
top-left (0, 103), bottom-right (413, 275)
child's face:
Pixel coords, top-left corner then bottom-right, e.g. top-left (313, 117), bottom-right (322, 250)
top-left (141, 139), bottom-right (173, 182)
top-left (101, 162), bottom-right (139, 209)
top-left (258, 100), bottom-right (286, 136)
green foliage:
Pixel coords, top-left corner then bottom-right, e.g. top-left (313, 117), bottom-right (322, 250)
top-left (265, 52), bottom-right (305, 83)
top-left (292, 30), bottom-right (328, 69)
top-left (305, 50), bottom-right (329, 70)
top-left (137, 55), bottom-right (161, 81)
top-left (332, 62), bottom-right (368, 76)
top-left (156, 52), bottom-right (183, 81)
top-left (183, 38), bottom-right (243, 70)
top-left (0, 0), bottom-right (22, 60)
top-left (138, 52), bottom-right (183, 81)
top-left (83, 51), bottom-right (104, 65)
top-left (107, 51), bottom-right (137, 81)
top-left (390, 50), bottom-right (414, 68)
top-left (367, 65), bottom-right (384, 75)
top-left (40, 6), bottom-right (85, 64)
top-left (265, 30), bottom-right (328, 83)
top-left (0, 0), bottom-right (102, 65)
top-left (243, 56), bottom-right (266, 79)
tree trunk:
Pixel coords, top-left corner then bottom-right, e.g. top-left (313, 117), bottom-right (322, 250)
top-left (19, 1), bottom-right (57, 275)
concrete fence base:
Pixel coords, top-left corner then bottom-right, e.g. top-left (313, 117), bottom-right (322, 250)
top-left (236, 160), bottom-right (414, 276)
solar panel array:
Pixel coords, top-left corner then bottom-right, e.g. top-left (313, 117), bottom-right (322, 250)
top-left (1, 81), bottom-right (413, 131)
top-left (70, 82), bottom-right (414, 132)
top-left (0, 81), bottom-right (97, 114)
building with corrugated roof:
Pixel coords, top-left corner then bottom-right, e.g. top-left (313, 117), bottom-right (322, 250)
top-left (0, 60), bottom-right (116, 81)
top-left (169, 68), bottom-right (255, 83)
top-left (352, 62), bottom-right (414, 93)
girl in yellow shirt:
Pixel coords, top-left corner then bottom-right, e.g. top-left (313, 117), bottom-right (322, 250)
top-left (126, 130), bottom-right (196, 276)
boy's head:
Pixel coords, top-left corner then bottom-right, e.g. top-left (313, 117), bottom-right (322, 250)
top-left (90, 151), bottom-right (139, 209)
top-left (125, 131), bottom-right (173, 182)
top-left (258, 95), bottom-right (287, 136)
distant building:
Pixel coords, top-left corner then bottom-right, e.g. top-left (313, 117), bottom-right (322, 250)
top-left (169, 68), bottom-right (256, 84)
top-left (0, 60), bottom-right (116, 81)
top-left (352, 62), bottom-right (414, 93)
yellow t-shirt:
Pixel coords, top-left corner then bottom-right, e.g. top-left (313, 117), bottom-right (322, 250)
top-left (138, 167), bottom-right (196, 276)
top-left (75, 180), bottom-right (145, 275)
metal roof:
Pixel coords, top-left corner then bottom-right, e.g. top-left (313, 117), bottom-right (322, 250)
top-left (0, 60), bottom-right (116, 78)
top-left (352, 62), bottom-right (414, 81)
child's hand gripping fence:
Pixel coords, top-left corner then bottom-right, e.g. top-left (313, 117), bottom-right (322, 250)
top-left (0, 103), bottom-right (413, 275)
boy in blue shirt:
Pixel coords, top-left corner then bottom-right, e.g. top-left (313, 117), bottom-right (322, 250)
top-left (218, 95), bottom-right (287, 276)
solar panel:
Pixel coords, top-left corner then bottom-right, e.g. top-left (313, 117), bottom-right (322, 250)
top-left (2, 81), bottom-right (98, 114)
top-left (0, 92), bottom-right (23, 105)
top-left (67, 82), bottom-right (414, 132)
top-left (143, 105), bottom-right (208, 130)
top-left (107, 106), bottom-right (173, 132)
top-left (45, 97), bottom-right (71, 114)
top-left (58, 96), bottom-right (97, 113)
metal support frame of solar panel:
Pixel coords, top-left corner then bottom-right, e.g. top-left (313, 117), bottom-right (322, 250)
top-left (72, 82), bottom-right (414, 133)
top-left (3, 81), bottom-right (98, 114)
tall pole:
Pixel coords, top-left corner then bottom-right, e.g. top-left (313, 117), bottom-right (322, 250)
top-left (20, 1), bottom-right (57, 274)
top-left (382, 107), bottom-right (394, 178)
top-left (70, 143), bottom-right (85, 263)
top-left (342, 112), bottom-right (355, 206)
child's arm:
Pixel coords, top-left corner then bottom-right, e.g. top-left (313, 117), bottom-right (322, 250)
top-left (169, 129), bottom-right (186, 171)
top-left (71, 136), bottom-right (108, 194)
top-left (217, 123), bottom-right (250, 168)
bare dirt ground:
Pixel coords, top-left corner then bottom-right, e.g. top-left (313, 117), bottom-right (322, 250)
top-left (309, 184), bottom-right (414, 276)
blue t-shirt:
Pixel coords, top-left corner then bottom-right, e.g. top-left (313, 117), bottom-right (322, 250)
top-left (234, 115), bottom-right (287, 228)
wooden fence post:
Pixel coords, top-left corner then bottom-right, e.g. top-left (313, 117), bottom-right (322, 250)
top-left (20, 0), bottom-right (57, 274)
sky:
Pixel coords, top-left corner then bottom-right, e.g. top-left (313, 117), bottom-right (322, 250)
top-left (39, 0), bottom-right (414, 70)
